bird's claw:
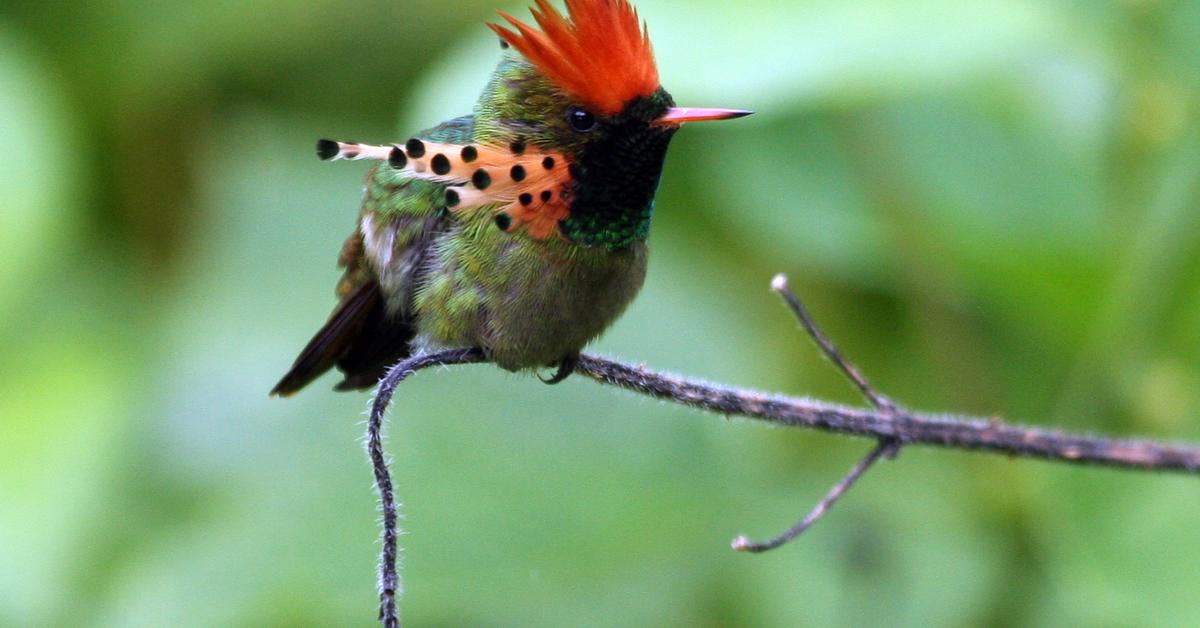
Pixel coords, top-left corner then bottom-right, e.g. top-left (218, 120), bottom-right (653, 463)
top-left (539, 354), bottom-right (579, 385)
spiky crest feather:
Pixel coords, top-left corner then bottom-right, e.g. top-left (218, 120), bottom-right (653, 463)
top-left (489, 0), bottom-right (660, 116)
top-left (318, 139), bottom-right (573, 240)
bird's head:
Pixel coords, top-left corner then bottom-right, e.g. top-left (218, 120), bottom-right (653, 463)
top-left (476, 0), bottom-right (750, 247)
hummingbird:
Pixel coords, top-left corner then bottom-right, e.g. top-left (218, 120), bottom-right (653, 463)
top-left (271, 0), bottom-right (750, 396)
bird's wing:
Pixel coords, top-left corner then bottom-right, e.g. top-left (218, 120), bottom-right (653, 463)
top-left (271, 116), bottom-right (474, 396)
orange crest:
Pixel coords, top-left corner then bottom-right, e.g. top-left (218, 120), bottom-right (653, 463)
top-left (489, 0), bottom-right (661, 116)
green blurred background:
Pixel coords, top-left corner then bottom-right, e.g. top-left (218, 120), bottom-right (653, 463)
top-left (2, 0), bottom-right (1199, 625)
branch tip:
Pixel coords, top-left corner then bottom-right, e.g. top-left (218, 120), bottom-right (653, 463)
top-left (770, 273), bottom-right (790, 293)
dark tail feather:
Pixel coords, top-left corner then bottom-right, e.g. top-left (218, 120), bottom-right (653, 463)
top-left (271, 282), bottom-right (384, 397)
top-left (272, 280), bottom-right (419, 396)
top-left (332, 295), bottom-right (418, 392)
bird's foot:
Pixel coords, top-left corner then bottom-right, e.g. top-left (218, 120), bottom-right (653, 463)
top-left (539, 354), bottom-right (579, 385)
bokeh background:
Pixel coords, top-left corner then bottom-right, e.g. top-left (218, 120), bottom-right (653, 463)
top-left (2, 0), bottom-right (1199, 625)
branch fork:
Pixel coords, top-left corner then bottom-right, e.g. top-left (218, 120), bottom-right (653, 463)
top-left (732, 274), bottom-right (902, 553)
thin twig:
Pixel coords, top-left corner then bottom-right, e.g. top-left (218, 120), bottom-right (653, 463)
top-left (770, 274), bottom-right (896, 413)
top-left (367, 348), bottom-right (488, 628)
top-left (732, 439), bottom-right (899, 552)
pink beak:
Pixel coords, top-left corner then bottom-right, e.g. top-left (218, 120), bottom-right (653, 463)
top-left (660, 107), bottom-right (754, 125)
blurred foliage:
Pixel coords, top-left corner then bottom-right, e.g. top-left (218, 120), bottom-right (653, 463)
top-left (1, 0), bottom-right (1198, 626)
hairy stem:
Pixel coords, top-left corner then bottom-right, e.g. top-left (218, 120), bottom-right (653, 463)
top-left (573, 356), bottom-right (1200, 472)
top-left (368, 348), bottom-right (488, 628)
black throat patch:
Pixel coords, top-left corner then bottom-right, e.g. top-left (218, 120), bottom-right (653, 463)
top-left (560, 93), bottom-right (677, 249)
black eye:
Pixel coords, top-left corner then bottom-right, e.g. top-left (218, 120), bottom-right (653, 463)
top-left (567, 106), bottom-right (598, 132)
